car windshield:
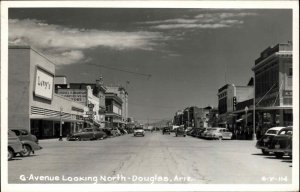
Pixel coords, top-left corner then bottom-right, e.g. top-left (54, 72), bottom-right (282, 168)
top-left (135, 127), bottom-right (143, 130)
top-left (266, 130), bottom-right (278, 134)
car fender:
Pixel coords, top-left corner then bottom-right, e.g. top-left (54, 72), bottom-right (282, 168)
top-left (21, 140), bottom-right (42, 151)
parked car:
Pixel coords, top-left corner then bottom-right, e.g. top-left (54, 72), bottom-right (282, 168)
top-left (111, 127), bottom-right (121, 136)
top-left (187, 128), bottom-right (195, 136)
top-left (255, 127), bottom-right (285, 154)
top-left (8, 130), bottom-right (23, 160)
top-left (268, 127), bottom-right (293, 158)
top-left (11, 129), bottom-right (42, 157)
top-left (67, 127), bottom-right (107, 141)
top-left (200, 127), bottom-right (213, 138)
top-left (191, 128), bottom-right (202, 137)
top-left (134, 127), bottom-right (145, 137)
top-left (162, 127), bottom-right (171, 135)
top-left (205, 128), bottom-right (233, 140)
top-left (175, 126), bottom-right (186, 137)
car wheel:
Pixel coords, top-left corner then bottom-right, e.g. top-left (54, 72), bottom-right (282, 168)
top-left (261, 149), bottom-right (269, 155)
top-left (184, 135), bottom-right (186, 137)
top-left (275, 152), bottom-right (284, 159)
top-left (20, 145), bottom-right (32, 157)
top-left (8, 148), bottom-right (14, 160)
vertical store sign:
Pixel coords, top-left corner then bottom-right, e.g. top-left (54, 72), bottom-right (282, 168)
top-left (34, 67), bottom-right (54, 100)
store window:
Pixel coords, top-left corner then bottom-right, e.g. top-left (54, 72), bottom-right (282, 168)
top-left (288, 68), bottom-right (292, 76)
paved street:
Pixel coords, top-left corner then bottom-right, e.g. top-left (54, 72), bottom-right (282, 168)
top-left (8, 132), bottom-right (292, 184)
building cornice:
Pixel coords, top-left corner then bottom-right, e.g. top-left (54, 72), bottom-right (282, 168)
top-left (252, 52), bottom-right (292, 72)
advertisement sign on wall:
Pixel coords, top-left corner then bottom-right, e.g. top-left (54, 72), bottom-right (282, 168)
top-left (57, 89), bottom-right (87, 105)
top-left (34, 67), bottom-right (54, 100)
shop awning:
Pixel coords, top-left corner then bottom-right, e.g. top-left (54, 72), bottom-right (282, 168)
top-left (30, 115), bottom-right (84, 123)
top-left (233, 106), bottom-right (292, 114)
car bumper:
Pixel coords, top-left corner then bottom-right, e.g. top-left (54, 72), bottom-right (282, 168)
top-left (134, 132), bottom-right (144, 136)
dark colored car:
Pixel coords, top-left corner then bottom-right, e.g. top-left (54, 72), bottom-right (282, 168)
top-left (268, 127), bottom-right (293, 158)
top-left (162, 127), bottom-right (171, 135)
top-left (255, 127), bottom-right (285, 154)
top-left (187, 128), bottom-right (195, 136)
top-left (8, 130), bottom-right (23, 160)
top-left (191, 128), bottom-right (202, 137)
top-left (67, 127), bottom-right (107, 141)
top-left (11, 129), bottom-right (42, 157)
top-left (175, 127), bottom-right (186, 137)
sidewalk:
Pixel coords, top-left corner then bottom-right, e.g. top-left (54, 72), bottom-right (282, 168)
top-left (39, 138), bottom-right (68, 142)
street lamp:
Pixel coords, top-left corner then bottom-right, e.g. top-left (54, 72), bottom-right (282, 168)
top-left (59, 107), bottom-right (63, 141)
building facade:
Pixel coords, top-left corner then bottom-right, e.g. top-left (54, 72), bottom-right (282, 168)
top-left (106, 86), bottom-right (128, 127)
top-left (252, 41), bottom-right (293, 134)
top-left (9, 46), bottom-right (86, 139)
top-left (105, 93), bottom-right (123, 127)
top-left (57, 77), bottom-right (107, 128)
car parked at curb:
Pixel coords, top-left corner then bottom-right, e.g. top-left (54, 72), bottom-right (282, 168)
top-left (204, 128), bottom-right (233, 140)
top-left (134, 127), bottom-right (145, 137)
top-left (175, 126), bottom-right (186, 137)
top-left (268, 127), bottom-right (293, 158)
top-left (67, 127), bottom-right (107, 141)
top-left (8, 130), bottom-right (23, 160)
top-left (111, 127), bottom-right (121, 136)
top-left (255, 127), bottom-right (285, 154)
top-left (11, 129), bottom-right (42, 157)
top-left (200, 127), bottom-right (213, 138)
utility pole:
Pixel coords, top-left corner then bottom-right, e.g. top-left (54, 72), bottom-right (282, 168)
top-left (59, 107), bottom-right (63, 141)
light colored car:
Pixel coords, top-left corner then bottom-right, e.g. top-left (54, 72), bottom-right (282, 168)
top-left (11, 129), bottom-right (42, 157)
top-left (205, 128), bottom-right (233, 140)
top-left (134, 127), bottom-right (145, 137)
top-left (8, 130), bottom-right (23, 160)
top-left (111, 128), bottom-right (121, 136)
top-left (255, 127), bottom-right (285, 154)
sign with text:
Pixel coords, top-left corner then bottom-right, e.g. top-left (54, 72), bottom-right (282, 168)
top-left (57, 89), bottom-right (87, 105)
top-left (34, 68), bottom-right (54, 100)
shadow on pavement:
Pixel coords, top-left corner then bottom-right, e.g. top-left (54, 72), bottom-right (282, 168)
top-left (251, 153), bottom-right (273, 156)
top-left (9, 158), bottom-right (22, 161)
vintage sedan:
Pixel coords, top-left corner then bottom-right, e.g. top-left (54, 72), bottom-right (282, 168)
top-left (255, 127), bottom-right (285, 154)
top-left (162, 127), bottom-right (171, 135)
top-left (8, 130), bottom-right (23, 160)
top-left (67, 127), bottom-right (107, 141)
top-left (134, 127), bottom-right (145, 137)
top-left (11, 129), bottom-right (42, 157)
top-left (205, 128), bottom-right (233, 140)
top-left (175, 126), bottom-right (186, 137)
top-left (200, 127), bottom-right (213, 138)
top-left (268, 127), bottom-right (293, 158)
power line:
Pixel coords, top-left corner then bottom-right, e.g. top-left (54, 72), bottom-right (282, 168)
top-left (88, 63), bottom-right (152, 79)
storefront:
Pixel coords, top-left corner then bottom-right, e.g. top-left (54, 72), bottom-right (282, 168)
top-left (9, 45), bottom-right (86, 139)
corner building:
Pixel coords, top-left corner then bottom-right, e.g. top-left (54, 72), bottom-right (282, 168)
top-left (252, 41), bottom-right (293, 131)
top-left (8, 46), bottom-right (86, 139)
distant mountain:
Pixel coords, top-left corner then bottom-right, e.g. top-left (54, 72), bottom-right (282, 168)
top-left (149, 119), bottom-right (172, 127)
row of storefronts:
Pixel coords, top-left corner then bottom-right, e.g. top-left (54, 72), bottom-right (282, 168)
top-left (173, 41), bottom-right (293, 140)
top-left (8, 45), bottom-right (129, 139)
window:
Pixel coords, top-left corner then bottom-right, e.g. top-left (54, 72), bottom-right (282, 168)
top-left (288, 68), bottom-right (292, 76)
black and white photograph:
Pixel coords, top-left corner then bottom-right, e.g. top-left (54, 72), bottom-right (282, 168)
top-left (1, 1), bottom-right (299, 192)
